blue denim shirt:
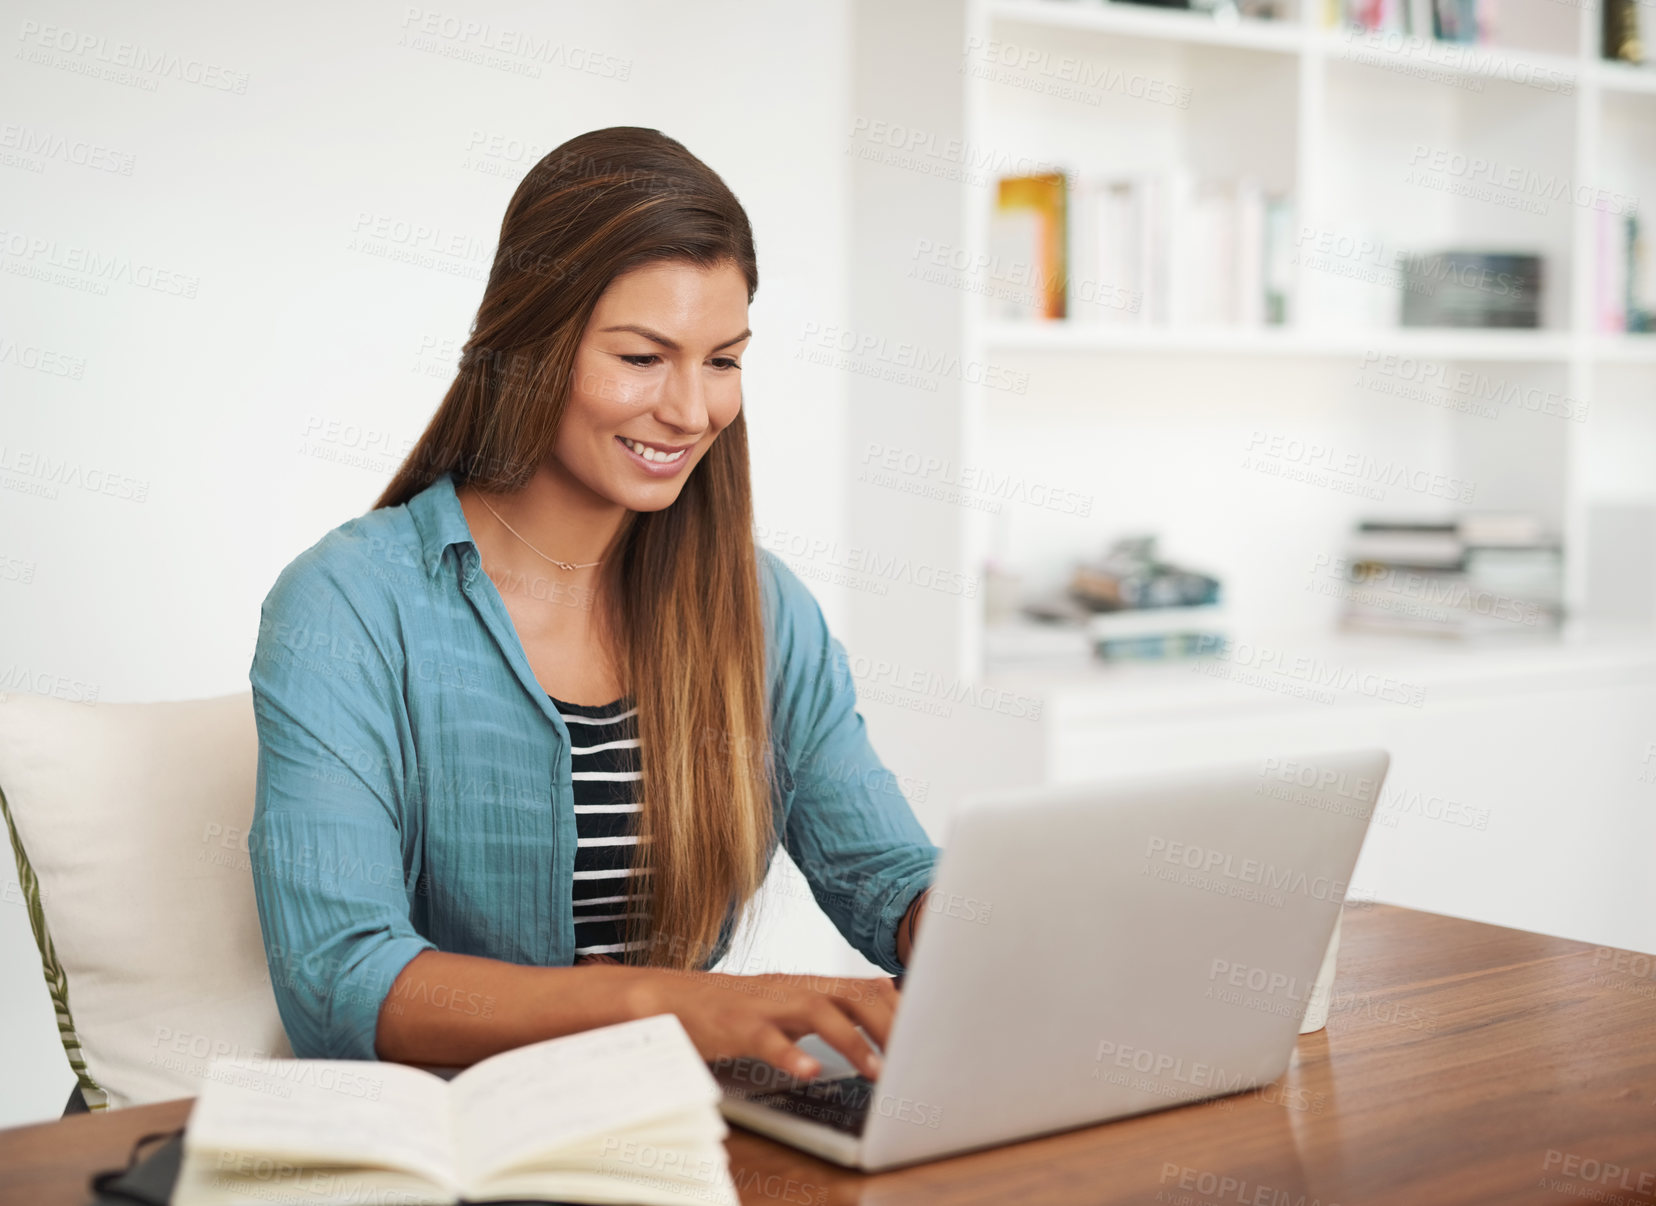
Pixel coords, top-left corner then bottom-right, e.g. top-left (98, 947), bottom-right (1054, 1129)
top-left (247, 470), bottom-right (939, 1060)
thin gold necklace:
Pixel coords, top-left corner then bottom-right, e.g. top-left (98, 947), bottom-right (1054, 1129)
top-left (473, 490), bottom-right (602, 572)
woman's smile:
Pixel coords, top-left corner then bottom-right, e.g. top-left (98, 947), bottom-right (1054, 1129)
top-left (616, 434), bottom-right (693, 475)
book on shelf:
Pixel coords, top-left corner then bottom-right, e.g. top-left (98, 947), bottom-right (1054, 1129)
top-left (1329, 0), bottom-right (1489, 40)
top-left (1596, 208), bottom-right (1656, 334)
top-left (1068, 176), bottom-right (1149, 326)
top-left (1088, 604), bottom-right (1229, 661)
top-left (1096, 631), bottom-right (1228, 660)
top-left (1087, 603), bottom-right (1229, 640)
top-left (1335, 516), bottom-right (1562, 639)
top-left (1346, 522), bottom-right (1464, 569)
top-left (1006, 602), bottom-right (1230, 663)
top-left (1003, 168), bottom-right (1293, 329)
top-left (1603, 0), bottom-right (1643, 63)
top-left (1264, 195), bottom-right (1294, 325)
top-left (1399, 252), bottom-right (1542, 329)
top-left (1431, 0), bottom-right (1493, 43)
top-left (989, 172), bottom-right (1068, 320)
top-left (1068, 538), bottom-right (1221, 612)
top-left (1621, 212), bottom-right (1649, 332)
top-left (171, 1014), bottom-right (737, 1206)
top-left (1331, 0), bottom-right (1428, 35)
top-left (1006, 537), bottom-right (1228, 664)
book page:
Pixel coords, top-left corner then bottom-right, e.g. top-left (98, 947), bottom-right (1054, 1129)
top-left (184, 1057), bottom-right (460, 1194)
top-left (172, 1149), bottom-right (454, 1206)
top-left (474, 1110), bottom-right (735, 1206)
top-left (449, 1014), bottom-right (720, 1190)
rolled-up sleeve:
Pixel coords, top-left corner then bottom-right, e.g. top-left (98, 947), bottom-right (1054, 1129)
top-left (247, 548), bottom-right (436, 1060)
top-left (761, 551), bottom-right (940, 974)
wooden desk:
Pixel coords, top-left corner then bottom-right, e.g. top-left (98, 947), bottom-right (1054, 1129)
top-left (3, 905), bottom-right (1653, 1206)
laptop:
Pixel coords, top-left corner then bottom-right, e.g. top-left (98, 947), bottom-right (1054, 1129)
top-left (715, 748), bottom-right (1389, 1171)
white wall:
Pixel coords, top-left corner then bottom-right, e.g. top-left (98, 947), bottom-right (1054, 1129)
top-left (0, 0), bottom-right (862, 1126)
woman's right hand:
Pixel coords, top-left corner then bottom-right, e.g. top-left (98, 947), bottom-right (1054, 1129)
top-left (624, 968), bottom-right (899, 1082)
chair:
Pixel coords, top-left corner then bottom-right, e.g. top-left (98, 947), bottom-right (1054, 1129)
top-left (0, 691), bottom-right (292, 1114)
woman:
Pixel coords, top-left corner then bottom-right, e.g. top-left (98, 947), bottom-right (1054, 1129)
top-left (247, 126), bottom-right (938, 1086)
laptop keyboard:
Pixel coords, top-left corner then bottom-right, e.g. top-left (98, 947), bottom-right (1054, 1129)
top-left (736, 1073), bottom-right (877, 1137)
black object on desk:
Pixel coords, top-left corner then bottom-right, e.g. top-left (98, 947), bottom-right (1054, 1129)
top-left (89, 1128), bottom-right (185, 1206)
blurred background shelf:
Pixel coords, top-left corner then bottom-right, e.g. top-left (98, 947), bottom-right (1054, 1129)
top-left (1306, 27), bottom-right (1584, 79)
top-left (985, 619), bottom-right (1656, 720)
top-left (1594, 60), bottom-right (1656, 94)
top-left (978, 320), bottom-right (1582, 360)
top-left (1593, 336), bottom-right (1656, 363)
top-left (990, 0), bottom-right (1308, 52)
top-left (841, 0), bottom-right (1656, 970)
top-left (954, 0), bottom-right (1656, 692)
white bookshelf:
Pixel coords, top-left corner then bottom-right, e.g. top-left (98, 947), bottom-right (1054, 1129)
top-left (840, 0), bottom-right (1656, 956)
top-left (1596, 58), bottom-right (1656, 95)
top-left (955, 0), bottom-right (1656, 689)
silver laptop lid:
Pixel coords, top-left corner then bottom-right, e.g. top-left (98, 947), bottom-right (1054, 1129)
top-left (862, 748), bottom-right (1388, 1170)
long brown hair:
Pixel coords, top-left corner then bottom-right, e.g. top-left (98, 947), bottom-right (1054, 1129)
top-left (373, 127), bottom-right (773, 971)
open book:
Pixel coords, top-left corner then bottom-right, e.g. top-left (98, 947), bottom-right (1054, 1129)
top-left (172, 1013), bottom-right (737, 1206)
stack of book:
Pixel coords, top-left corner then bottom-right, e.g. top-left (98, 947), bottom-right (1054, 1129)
top-left (989, 170), bottom-right (1295, 328)
top-left (1596, 209), bottom-right (1656, 334)
top-left (1336, 516), bottom-right (1563, 639)
top-left (1019, 536), bottom-right (1229, 662)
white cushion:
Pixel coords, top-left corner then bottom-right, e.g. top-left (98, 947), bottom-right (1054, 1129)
top-left (0, 691), bottom-right (291, 1109)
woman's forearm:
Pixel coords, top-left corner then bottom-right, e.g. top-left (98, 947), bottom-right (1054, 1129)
top-left (378, 888), bottom-right (936, 1066)
top-left (375, 947), bottom-right (900, 1080)
top-left (897, 887), bottom-right (931, 966)
top-left (374, 949), bottom-right (656, 1066)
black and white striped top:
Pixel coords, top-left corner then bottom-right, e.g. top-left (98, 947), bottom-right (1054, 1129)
top-left (552, 693), bottom-right (651, 958)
